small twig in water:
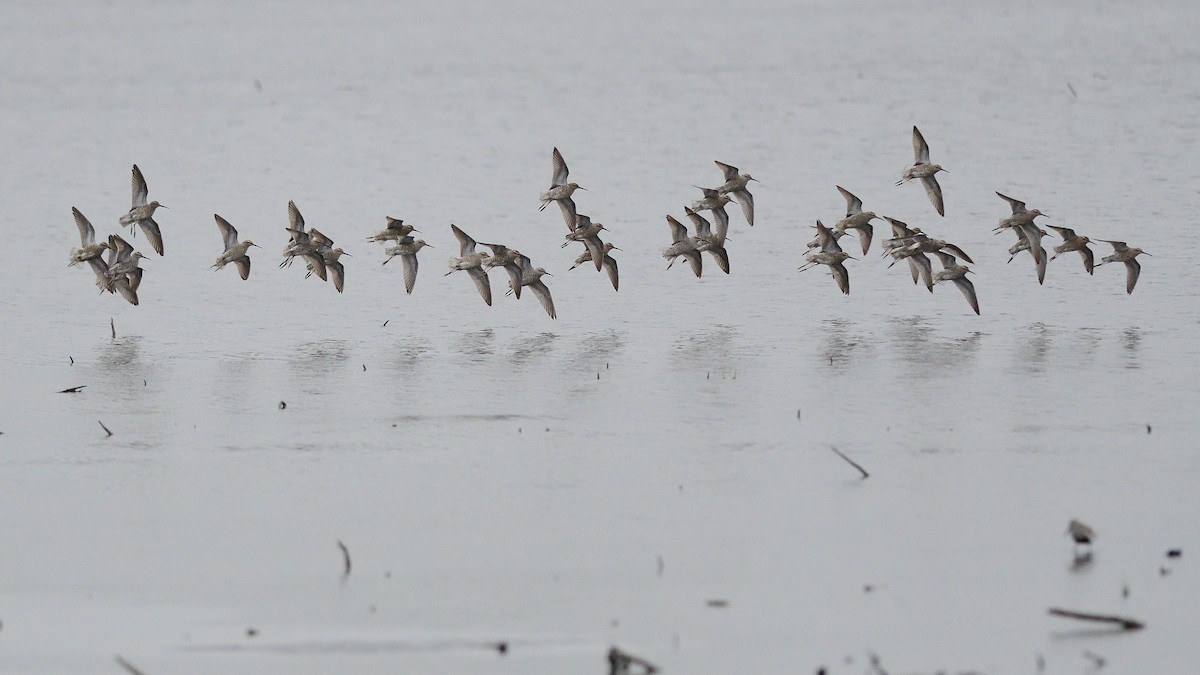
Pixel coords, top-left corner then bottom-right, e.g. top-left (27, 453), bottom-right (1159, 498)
top-left (111, 318), bottom-right (116, 339)
top-left (69, 356), bottom-right (74, 365)
top-left (57, 385), bottom-right (86, 394)
top-left (830, 445), bottom-right (869, 479)
top-left (114, 655), bottom-right (148, 675)
top-left (608, 646), bottom-right (658, 674)
top-left (1048, 607), bottom-right (1144, 630)
top-left (337, 540), bottom-right (352, 578)
top-left (98, 421), bottom-right (113, 438)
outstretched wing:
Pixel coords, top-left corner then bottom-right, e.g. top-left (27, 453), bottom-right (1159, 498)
top-left (837, 186), bottom-right (863, 217)
top-left (551, 147), bottom-right (569, 187)
top-left (952, 277), bottom-right (980, 315)
top-left (72, 207), bottom-right (95, 246)
top-left (215, 214), bottom-right (238, 249)
top-left (131, 165), bottom-right (149, 207)
top-left (731, 189), bottom-right (754, 226)
top-left (912, 126), bottom-right (931, 164)
top-left (714, 160), bottom-right (739, 182)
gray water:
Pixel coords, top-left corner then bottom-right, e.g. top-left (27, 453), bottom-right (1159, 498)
top-left (2, 0), bottom-right (1199, 672)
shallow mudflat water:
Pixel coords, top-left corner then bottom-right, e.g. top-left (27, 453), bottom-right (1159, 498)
top-left (1, 0), bottom-right (1199, 673)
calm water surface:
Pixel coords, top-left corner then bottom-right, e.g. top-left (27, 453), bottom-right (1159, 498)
top-left (1, 0), bottom-right (1199, 673)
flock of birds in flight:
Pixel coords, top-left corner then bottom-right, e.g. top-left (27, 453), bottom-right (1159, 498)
top-left (68, 127), bottom-right (1149, 317)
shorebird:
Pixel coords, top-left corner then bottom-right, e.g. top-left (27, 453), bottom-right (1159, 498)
top-left (1066, 519), bottom-right (1095, 547)
top-left (562, 215), bottom-right (607, 271)
top-left (568, 242), bottom-right (620, 291)
top-left (798, 221), bottom-right (852, 295)
top-left (1095, 240), bottom-right (1150, 294)
top-left (540, 148), bottom-right (586, 231)
top-left (932, 251), bottom-right (979, 315)
top-left (118, 164), bottom-right (166, 255)
top-left (882, 224), bottom-right (934, 293)
top-left (504, 254), bottom-right (556, 318)
top-left (321, 247), bottom-right (351, 293)
top-left (890, 231), bottom-right (974, 265)
top-left (211, 214), bottom-right (258, 280)
top-left (690, 186), bottom-right (733, 215)
top-left (1006, 226), bottom-right (1049, 284)
top-left (280, 201), bottom-right (327, 280)
top-left (446, 224), bottom-right (493, 306)
top-left (684, 206), bottom-right (730, 274)
top-left (382, 236), bottom-right (432, 295)
top-left (663, 215), bottom-right (702, 278)
top-left (714, 161), bottom-right (756, 226)
top-left (994, 193), bottom-right (1049, 264)
top-left (69, 207), bottom-right (112, 268)
top-left (896, 126), bottom-right (946, 216)
top-left (367, 216), bottom-right (418, 243)
top-left (1046, 225), bottom-right (1095, 275)
top-left (100, 234), bottom-right (146, 305)
top-left (995, 192), bottom-right (1048, 227)
top-left (832, 186), bottom-right (878, 255)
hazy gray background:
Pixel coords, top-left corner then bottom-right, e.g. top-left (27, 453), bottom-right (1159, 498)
top-left (1, 0), bottom-right (1198, 672)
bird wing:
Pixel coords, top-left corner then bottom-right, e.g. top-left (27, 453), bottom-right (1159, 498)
top-left (451, 224), bottom-right (477, 255)
top-left (933, 250), bottom-right (958, 269)
top-left (235, 256), bottom-right (251, 280)
top-left (995, 192), bottom-right (1026, 215)
top-left (131, 165), bottom-right (149, 207)
top-left (400, 254), bottom-right (419, 294)
top-left (1124, 258), bottom-right (1141, 294)
top-left (303, 252), bottom-right (327, 280)
top-left (1101, 239), bottom-right (1129, 252)
top-left (707, 245), bottom-right (730, 275)
top-left (551, 147), bottom-right (569, 187)
top-left (584, 235), bottom-right (605, 271)
top-left (329, 261), bottom-right (345, 293)
top-left (666, 215), bottom-right (689, 243)
top-left (714, 160), bottom-right (739, 182)
top-left (836, 186), bottom-right (863, 216)
top-left (1035, 252), bottom-right (1047, 285)
top-left (830, 262), bottom-right (850, 295)
top-left (467, 265), bottom-right (492, 305)
top-left (921, 175), bottom-right (944, 216)
top-left (556, 197), bottom-right (577, 232)
top-left (602, 254), bottom-right (619, 291)
top-left (952, 277), bottom-right (980, 314)
top-left (114, 275), bottom-right (140, 306)
top-left (683, 250), bottom-right (703, 278)
top-left (855, 223), bottom-right (873, 256)
top-left (1019, 224), bottom-right (1044, 264)
top-left (885, 217), bottom-right (912, 238)
top-left (731, 188), bottom-right (754, 225)
top-left (108, 234), bottom-right (134, 263)
top-left (910, 253), bottom-right (933, 292)
top-left (502, 261), bottom-right (525, 299)
top-left (912, 126), bottom-right (931, 164)
top-left (287, 201), bottom-right (305, 232)
top-left (138, 218), bottom-right (163, 256)
top-left (941, 243), bottom-right (973, 264)
top-left (684, 206), bottom-right (712, 238)
top-left (1079, 246), bottom-right (1094, 275)
top-left (308, 228), bottom-right (334, 251)
top-left (711, 206), bottom-right (729, 245)
top-left (215, 214), bottom-right (238, 249)
top-left (1046, 224), bottom-right (1076, 240)
top-left (72, 207), bottom-right (96, 246)
top-left (528, 280), bottom-right (557, 319)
